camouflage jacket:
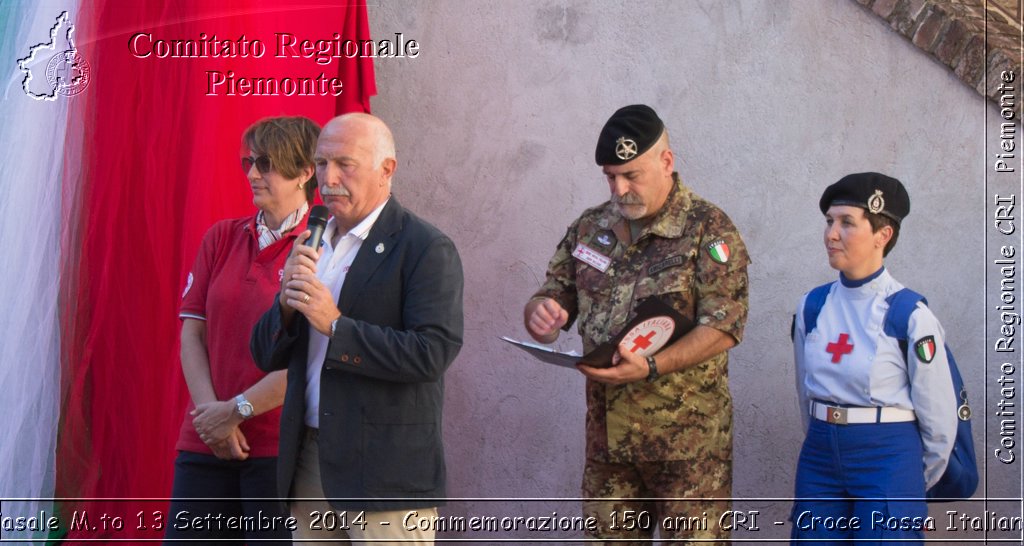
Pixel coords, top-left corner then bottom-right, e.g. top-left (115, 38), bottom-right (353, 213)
top-left (533, 174), bottom-right (750, 462)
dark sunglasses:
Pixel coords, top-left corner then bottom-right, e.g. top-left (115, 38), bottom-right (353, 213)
top-left (241, 155), bottom-right (272, 174)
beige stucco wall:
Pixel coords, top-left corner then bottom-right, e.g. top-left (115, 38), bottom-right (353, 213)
top-left (366, 1), bottom-right (1012, 541)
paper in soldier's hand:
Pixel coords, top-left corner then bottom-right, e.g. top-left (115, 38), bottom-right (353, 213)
top-left (500, 336), bottom-right (583, 368)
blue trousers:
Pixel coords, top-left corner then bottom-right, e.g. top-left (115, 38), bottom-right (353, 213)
top-left (791, 419), bottom-right (928, 546)
top-left (163, 451), bottom-right (291, 545)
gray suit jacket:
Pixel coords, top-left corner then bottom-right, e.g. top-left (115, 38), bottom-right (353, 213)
top-left (251, 197), bottom-right (464, 511)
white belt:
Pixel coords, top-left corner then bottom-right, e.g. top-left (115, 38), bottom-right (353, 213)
top-left (810, 400), bottom-right (916, 425)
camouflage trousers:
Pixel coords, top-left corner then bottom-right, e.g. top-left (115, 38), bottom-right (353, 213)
top-left (582, 458), bottom-right (731, 545)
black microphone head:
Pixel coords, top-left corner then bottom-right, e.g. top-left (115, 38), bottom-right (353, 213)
top-left (308, 205), bottom-right (329, 228)
top-left (305, 205), bottom-right (329, 248)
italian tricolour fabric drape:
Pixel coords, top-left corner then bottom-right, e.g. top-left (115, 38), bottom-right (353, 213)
top-left (0, 2), bottom-right (80, 541)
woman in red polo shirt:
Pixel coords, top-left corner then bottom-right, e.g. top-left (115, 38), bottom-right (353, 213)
top-left (165, 116), bottom-right (319, 544)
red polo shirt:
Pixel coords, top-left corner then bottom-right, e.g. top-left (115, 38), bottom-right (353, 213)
top-left (176, 212), bottom-right (309, 457)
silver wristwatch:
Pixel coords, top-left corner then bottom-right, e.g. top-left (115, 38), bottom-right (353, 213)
top-left (235, 394), bottom-right (254, 419)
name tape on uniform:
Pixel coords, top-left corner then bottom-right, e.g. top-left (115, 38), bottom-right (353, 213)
top-left (572, 243), bottom-right (612, 273)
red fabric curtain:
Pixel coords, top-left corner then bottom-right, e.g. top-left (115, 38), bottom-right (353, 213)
top-left (57, 1), bottom-right (375, 539)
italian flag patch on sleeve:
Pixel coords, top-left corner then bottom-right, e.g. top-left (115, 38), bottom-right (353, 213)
top-left (914, 336), bottom-right (936, 364)
top-left (706, 239), bottom-right (730, 264)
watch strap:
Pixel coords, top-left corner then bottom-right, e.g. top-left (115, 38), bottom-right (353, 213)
top-left (645, 355), bottom-right (660, 382)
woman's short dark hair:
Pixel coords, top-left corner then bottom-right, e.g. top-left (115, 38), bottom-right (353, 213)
top-left (243, 116), bottom-right (321, 202)
top-left (864, 211), bottom-right (900, 257)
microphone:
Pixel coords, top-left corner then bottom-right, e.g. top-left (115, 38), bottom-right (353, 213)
top-left (305, 205), bottom-right (329, 249)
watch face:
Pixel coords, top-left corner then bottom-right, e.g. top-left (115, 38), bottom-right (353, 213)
top-left (238, 400), bottom-right (254, 418)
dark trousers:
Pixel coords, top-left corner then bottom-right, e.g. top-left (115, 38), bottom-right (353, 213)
top-left (791, 419), bottom-right (928, 546)
top-left (163, 451), bottom-right (292, 545)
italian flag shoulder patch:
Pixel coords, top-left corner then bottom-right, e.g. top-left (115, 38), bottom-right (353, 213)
top-left (706, 239), bottom-right (730, 264)
top-left (914, 336), bottom-right (937, 364)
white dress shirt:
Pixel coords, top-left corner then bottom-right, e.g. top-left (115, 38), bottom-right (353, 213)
top-left (304, 199), bottom-right (389, 428)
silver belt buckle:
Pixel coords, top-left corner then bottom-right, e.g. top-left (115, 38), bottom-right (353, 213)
top-left (826, 406), bottom-right (847, 424)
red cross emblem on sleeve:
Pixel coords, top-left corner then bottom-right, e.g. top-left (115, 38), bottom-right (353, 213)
top-left (826, 333), bottom-right (854, 363)
top-left (631, 331), bottom-right (656, 353)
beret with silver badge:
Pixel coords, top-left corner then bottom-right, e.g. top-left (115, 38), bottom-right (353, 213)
top-left (595, 104), bottom-right (665, 166)
top-left (819, 172), bottom-right (910, 223)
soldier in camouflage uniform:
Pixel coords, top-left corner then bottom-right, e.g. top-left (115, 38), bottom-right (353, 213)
top-left (524, 105), bottom-right (749, 544)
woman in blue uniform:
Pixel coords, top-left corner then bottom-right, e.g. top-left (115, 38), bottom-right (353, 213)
top-left (791, 173), bottom-right (956, 545)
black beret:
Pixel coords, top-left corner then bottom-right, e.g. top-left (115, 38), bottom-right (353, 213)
top-left (595, 104), bottom-right (665, 166)
top-left (819, 172), bottom-right (910, 223)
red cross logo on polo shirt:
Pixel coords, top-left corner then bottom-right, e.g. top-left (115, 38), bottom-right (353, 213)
top-left (631, 331), bottom-right (656, 353)
top-left (826, 333), bottom-right (854, 363)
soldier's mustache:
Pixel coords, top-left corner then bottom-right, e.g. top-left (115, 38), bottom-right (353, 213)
top-left (612, 193), bottom-right (643, 205)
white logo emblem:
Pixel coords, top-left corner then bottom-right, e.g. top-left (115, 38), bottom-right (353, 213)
top-left (615, 137), bottom-right (638, 161)
top-left (17, 11), bottom-right (91, 101)
top-left (622, 316), bottom-right (676, 357)
top-left (182, 272), bottom-right (194, 299)
top-left (375, 243), bottom-right (385, 254)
